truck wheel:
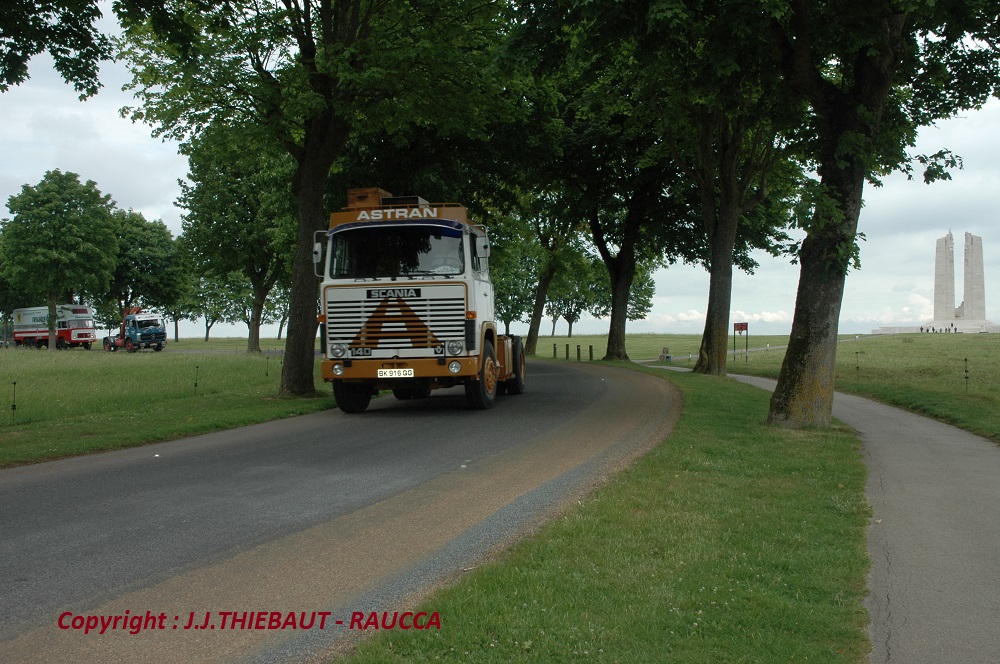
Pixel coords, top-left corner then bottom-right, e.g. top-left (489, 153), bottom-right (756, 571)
top-left (125, 338), bottom-right (136, 353)
top-left (333, 381), bottom-right (372, 413)
top-left (153, 344), bottom-right (164, 351)
top-left (465, 340), bottom-right (498, 410)
top-left (505, 336), bottom-right (526, 395)
top-left (83, 343), bottom-right (92, 350)
top-left (56, 338), bottom-right (67, 350)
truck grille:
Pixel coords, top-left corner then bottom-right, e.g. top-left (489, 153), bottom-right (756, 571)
top-left (326, 290), bottom-right (466, 351)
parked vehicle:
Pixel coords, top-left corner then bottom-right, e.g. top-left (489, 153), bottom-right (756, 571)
top-left (103, 307), bottom-right (167, 352)
top-left (11, 305), bottom-right (97, 349)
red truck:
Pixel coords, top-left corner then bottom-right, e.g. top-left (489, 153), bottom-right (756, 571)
top-left (12, 305), bottom-right (98, 349)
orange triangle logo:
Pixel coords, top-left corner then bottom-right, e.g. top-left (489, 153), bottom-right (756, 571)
top-left (351, 298), bottom-right (441, 349)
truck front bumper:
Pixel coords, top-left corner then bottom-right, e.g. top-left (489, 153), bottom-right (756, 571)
top-left (321, 356), bottom-right (479, 382)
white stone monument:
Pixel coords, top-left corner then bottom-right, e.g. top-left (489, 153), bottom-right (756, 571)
top-left (926, 231), bottom-right (996, 333)
top-left (874, 231), bottom-right (997, 334)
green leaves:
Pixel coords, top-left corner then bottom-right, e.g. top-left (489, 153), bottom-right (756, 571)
top-left (0, 170), bottom-right (118, 303)
top-left (1, 0), bottom-right (111, 97)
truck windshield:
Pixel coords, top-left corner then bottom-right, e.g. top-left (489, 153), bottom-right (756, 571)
top-left (330, 226), bottom-right (464, 278)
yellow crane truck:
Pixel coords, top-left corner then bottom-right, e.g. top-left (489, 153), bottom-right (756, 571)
top-left (314, 188), bottom-right (525, 413)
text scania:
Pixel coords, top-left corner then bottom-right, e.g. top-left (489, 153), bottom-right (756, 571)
top-left (356, 208), bottom-right (439, 220)
top-left (367, 288), bottom-right (421, 299)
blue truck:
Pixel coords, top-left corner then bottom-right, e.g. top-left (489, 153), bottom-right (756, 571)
top-left (103, 308), bottom-right (167, 352)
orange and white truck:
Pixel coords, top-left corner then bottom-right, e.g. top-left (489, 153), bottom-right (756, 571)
top-left (314, 188), bottom-right (525, 413)
top-left (12, 304), bottom-right (97, 349)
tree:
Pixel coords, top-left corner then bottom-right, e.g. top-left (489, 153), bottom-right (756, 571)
top-left (545, 248), bottom-right (600, 338)
top-left (0, 169), bottom-right (117, 348)
top-left (766, 0), bottom-right (1000, 427)
top-left (117, 0), bottom-right (508, 395)
top-left (178, 124), bottom-right (294, 353)
top-left (488, 212), bottom-right (541, 336)
top-left (508, 11), bottom-right (706, 360)
top-left (0, 0), bottom-right (110, 97)
top-left (102, 208), bottom-right (183, 323)
top-left (161, 240), bottom-right (198, 342)
top-left (524, 0), bottom-right (794, 370)
top-left (188, 273), bottom-right (240, 342)
top-left (590, 258), bottom-right (656, 328)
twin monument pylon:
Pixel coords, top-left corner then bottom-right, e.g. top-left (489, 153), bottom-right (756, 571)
top-left (873, 231), bottom-right (997, 334)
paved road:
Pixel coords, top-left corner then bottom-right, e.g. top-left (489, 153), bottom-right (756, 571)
top-left (731, 374), bottom-right (1000, 664)
top-left (0, 361), bottom-right (680, 664)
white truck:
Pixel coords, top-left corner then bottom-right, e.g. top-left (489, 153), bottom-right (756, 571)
top-left (11, 305), bottom-right (98, 349)
top-left (314, 188), bottom-right (525, 413)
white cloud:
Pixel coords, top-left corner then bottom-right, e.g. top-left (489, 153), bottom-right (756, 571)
top-left (2, 50), bottom-right (998, 338)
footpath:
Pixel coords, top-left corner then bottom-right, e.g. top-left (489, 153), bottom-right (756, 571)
top-left (729, 374), bottom-right (1000, 664)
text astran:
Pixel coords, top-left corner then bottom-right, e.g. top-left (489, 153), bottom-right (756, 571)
top-left (356, 208), bottom-right (439, 220)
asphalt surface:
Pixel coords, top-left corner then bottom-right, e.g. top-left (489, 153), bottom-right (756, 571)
top-left (730, 374), bottom-right (1000, 664)
top-left (0, 360), bottom-right (680, 664)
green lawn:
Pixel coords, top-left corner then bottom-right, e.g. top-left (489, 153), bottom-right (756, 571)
top-left (0, 339), bottom-right (333, 467)
top-left (544, 331), bottom-right (1000, 442)
top-left (9, 331), bottom-right (991, 661)
top-left (340, 364), bottom-right (871, 663)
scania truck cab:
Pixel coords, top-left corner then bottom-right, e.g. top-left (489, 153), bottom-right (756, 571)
top-left (315, 188), bottom-right (525, 413)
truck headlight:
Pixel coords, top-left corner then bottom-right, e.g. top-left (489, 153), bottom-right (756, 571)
top-left (446, 340), bottom-right (464, 355)
top-left (448, 361), bottom-right (462, 374)
top-left (331, 343), bottom-right (348, 358)
top-left (333, 364), bottom-right (345, 376)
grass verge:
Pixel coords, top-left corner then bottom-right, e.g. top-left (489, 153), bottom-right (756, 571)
top-left (340, 365), bottom-right (871, 663)
top-left (0, 344), bottom-right (333, 467)
top-left (715, 334), bottom-right (1000, 442)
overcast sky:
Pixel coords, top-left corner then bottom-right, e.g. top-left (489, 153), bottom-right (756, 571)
top-left (2, 39), bottom-right (998, 340)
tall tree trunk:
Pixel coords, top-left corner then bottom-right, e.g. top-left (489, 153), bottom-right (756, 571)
top-left (246, 265), bottom-right (281, 354)
top-left (247, 289), bottom-right (266, 354)
top-left (768, 10), bottom-right (903, 427)
top-left (767, 166), bottom-right (863, 427)
top-left (279, 120), bottom-right (349, 396)
top-left (693, 211), bottom-right (739, 375)
top-left (603, 257), bottom-right (636, 360)
top-left (524, 258), bottom-right (557, 355)
top-left (45, 293), bottom-right (57, 350)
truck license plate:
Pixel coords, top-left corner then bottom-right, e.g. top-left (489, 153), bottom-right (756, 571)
top-left (378, 368), bottom-right (414, 378)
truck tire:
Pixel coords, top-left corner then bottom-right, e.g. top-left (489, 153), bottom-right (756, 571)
top-left (465, 340), bottom-right (498, 410)
top-left (125, 338), bottom-right (136, 353)
top-left (153, 344), bottom-right (164, 351)
top-left (56, 338), bottom-right (67, 350)
top-left (333, 381), bottom-right (373, 413)
top-left (83, 342), bottom-right (92, 350)
top-left (505, 336), bottom-right (526, 395)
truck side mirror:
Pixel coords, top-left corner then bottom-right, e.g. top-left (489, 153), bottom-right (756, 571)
top-left (476, 236), bottom-right (490, 259)
top-left (313, 231), bottom-right (326, 277)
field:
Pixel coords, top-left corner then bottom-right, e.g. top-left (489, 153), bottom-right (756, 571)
top-left (541, 331), bottom-right (1000, 442)
top-left (0, 338), bottom-right (333, 467)
top-left (342, 365), bottom-right (871, 663)
top-left (2, 332), bottom-right (997, 467)
top-left (8, 332), bottom-right (995, 661)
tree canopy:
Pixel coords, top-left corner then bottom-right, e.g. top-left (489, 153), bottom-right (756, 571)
top-left (0, 0), bottom-right (111, 97)
top-left (0, 169), bottom-right (118, 346)
top-left (118, 0), bottom-right (511, 395)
